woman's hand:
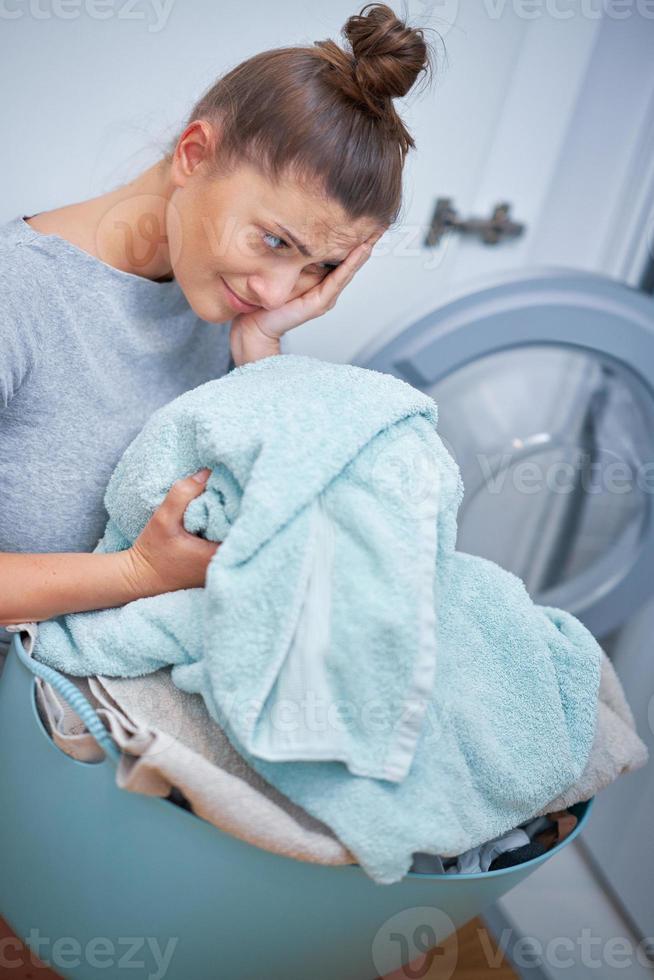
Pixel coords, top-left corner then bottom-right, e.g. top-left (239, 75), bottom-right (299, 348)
top-left (121, 469), bottom-right (221, 598)
top-left (229, 226), bottom-right (387, 366)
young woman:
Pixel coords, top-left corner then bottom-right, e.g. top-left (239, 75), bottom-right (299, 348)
top-left (0, 3), bottom-right (435, 667)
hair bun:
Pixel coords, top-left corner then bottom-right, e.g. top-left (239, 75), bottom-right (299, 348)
top-left (343, 3), bottom-right (432, 109)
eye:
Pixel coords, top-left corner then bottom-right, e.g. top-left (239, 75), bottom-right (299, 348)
top-left (261, 231), bottom-right (339, 274)
top-left (261, 231), bottom-right (290, 252)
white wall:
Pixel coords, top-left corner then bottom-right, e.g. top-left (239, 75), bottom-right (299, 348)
top-left (1, 0), bottom-right (346, 212)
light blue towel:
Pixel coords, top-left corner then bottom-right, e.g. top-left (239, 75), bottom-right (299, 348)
top-left (33, 354), bottom-right (603, 883)
top-left (33, 354), bottom-right (462, 783)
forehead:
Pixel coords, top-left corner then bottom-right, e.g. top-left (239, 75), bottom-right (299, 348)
top-left (229, 159), bottom-right (379, 252)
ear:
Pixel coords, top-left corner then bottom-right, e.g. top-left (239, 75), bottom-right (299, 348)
top-left (172, 118), bottom-right (223, 183)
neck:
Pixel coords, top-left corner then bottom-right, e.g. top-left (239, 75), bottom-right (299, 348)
top-left (89, 159), bottom-right (176, 282)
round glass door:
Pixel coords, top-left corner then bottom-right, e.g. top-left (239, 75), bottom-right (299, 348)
top-left (428, 343), bottom-right (654, 621)
top-left (355, 269), bottom-right (654, 636)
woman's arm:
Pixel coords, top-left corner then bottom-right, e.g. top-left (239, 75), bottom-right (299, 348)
top-left (0, 550), bottom-right (140, 625)
top-left (0, 469), bottom-right (220, 625)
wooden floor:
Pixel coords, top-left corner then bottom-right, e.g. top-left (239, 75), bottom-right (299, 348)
top-left (0, 916), bottom-right (61, 979)
top-left (377, 916), bottom-right (518, 978)
top-left (0, 915), bottom-right (517, 979)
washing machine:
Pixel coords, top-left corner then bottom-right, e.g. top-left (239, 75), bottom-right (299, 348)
top-left (354, 267), bottom-right (654, 970)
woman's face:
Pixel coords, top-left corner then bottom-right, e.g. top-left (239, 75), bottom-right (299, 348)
top-left (166, 130), bottom-right (383, 324)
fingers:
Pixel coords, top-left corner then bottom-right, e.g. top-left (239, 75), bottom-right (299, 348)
top-left (271, 223), bottom-right (389, 324)
top-left (320, 241), bottom-right (373, 298)
top-left (366, 226), bottom-right (388, 247)
top-left (196, 537), bottom-right (222, 558)
top-left (320, 241), bottom-right (372, 294)
top-left (329, 225), bottom-right (388, 289)
top-left (159, 471), bottom-right (211, 524)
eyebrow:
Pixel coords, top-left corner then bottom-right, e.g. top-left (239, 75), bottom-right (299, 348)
top-left (273, 222), bottom-right (345, 266)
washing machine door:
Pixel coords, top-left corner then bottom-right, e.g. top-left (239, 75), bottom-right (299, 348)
top-left (354, 268), bottom-right (654, 638)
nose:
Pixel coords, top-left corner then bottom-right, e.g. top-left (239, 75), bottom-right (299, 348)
top-left (248, 267), bottom-right (302, 311)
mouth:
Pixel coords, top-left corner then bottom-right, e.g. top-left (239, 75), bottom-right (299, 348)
top-left (220, 277), bottom-right (262, 313)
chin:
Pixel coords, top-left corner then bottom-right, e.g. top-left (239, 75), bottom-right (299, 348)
top-left (186, 290), bottom-right (232, 325)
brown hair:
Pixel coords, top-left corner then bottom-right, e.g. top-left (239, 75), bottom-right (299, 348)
top-left (163, 3), bottom-right (441, 228)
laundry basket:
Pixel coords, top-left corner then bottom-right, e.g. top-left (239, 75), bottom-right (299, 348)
top-left (0, 630), bottom-right (593, 980)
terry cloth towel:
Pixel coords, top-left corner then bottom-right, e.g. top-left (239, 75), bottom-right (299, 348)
top-left (32, 354), bottom-right (462, 784)
top-left (18, 620), bottom-right (646, 873)
top-left (11, 624), bottom-right (354, 867)
top-left (31, 354), bottom-right (608, 883)
top-left (530, 645), bottom-right (648, 813)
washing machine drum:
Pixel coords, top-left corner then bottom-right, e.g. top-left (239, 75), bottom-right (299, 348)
top-left (355, 269), bottom-right (654, 638)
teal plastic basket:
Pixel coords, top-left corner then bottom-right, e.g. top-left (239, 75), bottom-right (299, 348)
top-left (0, 631), bottom-right (593, 980)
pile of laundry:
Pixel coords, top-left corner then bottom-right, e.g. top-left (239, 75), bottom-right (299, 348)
top-left (24, 354), bottom-right (648, 884)
top-left (410, 809), bottom-right (579, 875)
top-left (23, 622), bottom-right (645, 878)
